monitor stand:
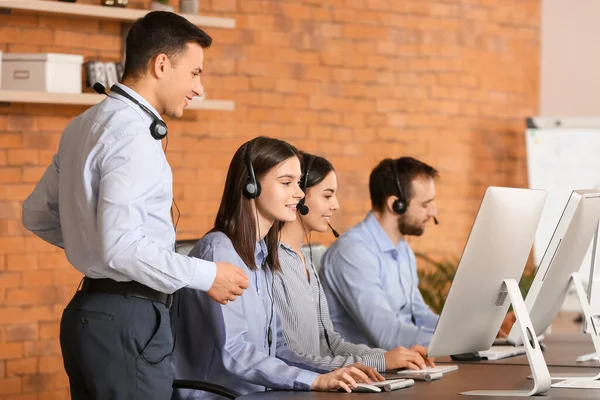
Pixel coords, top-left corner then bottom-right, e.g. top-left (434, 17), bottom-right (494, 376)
top-left (461, 278), bottom-right (551, 396)
top-left (547, 271), bottom-right (600, 385)
top-left (575, 221), bottom-right (600, 364)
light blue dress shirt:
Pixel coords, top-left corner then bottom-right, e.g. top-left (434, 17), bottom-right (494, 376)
top-left (21, 83), bottom-right (216, 294)
top-left (320, 212), bottom-right (439, 350)
top-left (172, 231), bottom-right (327, 399)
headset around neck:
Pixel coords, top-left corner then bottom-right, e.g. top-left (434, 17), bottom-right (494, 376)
top-left (93, 83), bottom-right (168, 141)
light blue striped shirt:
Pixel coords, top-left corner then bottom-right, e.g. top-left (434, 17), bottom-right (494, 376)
top-left (274, 242), bottom-right (386, 371)
top-left (172, 232), bottom-right (326, 399)
top-left (320, 212), bottom-right (438, 350)
top-left (21, 83), bottom-right (216, 294)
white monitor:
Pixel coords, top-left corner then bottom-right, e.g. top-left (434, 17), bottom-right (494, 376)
top-left (506, 190), bottom-right (600, 346)
top-left (588, 223), bottom-right (600, 317)
top-left (428, 187), bottom-right (546, 357)
top-left (427, 187), bottom-right (548, 396)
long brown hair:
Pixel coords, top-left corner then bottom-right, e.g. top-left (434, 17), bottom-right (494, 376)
top-left (212, 136), bottom-right (301, 272)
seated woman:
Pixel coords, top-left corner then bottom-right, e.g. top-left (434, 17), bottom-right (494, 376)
top-left (171, 137), bottom-right (382, 399)
top-left (274, 152), bottom-right (436, 372)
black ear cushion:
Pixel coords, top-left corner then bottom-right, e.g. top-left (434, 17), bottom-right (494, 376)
top-left (297, 199), bottom-right (309, 215)
top-left (243, 180), bottom-right (262, 199)
top-left (150, 120), bottom-right (168, 140)
top-left (393, 199), bottom-right (407, 215)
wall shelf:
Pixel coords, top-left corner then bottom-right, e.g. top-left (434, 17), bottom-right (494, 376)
top-left (0, 0), bottom-right (235, 29)
top-left (0, 90), bottom-right (235, 111)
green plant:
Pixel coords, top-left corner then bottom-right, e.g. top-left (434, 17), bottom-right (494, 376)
top-left (416, 252), bottom-right (458, 315)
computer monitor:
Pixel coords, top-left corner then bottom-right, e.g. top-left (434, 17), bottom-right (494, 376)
top-left (427, 186), bottom-right (549, 396)
top-left (506, 190), bottom-right (600, 346)
top-left (588, 224), bottom-right (600, 318)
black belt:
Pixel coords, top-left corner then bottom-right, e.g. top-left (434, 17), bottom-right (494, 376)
top-left (81, 277), bottom-right (173, 308)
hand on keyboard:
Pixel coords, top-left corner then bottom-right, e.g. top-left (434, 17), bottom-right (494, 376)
top-left (410, 344), bottom-right (436, 367)
top-left (384, 346), bottom-right (427, 370)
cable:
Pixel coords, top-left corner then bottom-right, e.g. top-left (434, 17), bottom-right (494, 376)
top-left (305, 228), bottom-right (333, 355)
top-left (255, 202), bottom-right (274, 357)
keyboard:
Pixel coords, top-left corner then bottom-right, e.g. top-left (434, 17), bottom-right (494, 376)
top-left (552, 378), bottom-right (600, 389)
top-left (396, 365), bottom-right (458, 380)
top-left (576, 352), bottom-right (599, 362)
top-left (352, 379), bottom-right (414, 393)
top-left (479, 345), bottom-right (526, 360)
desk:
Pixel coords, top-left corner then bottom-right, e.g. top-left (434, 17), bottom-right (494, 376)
top-left (237, 334), bottom-right (599, 399)
top-left (239, 364), bottom-right (600, 399)
top-left (440, 333), bottom-right (599, 368)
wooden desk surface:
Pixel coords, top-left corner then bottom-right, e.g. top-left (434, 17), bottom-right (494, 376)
top-left (238, 335), bottom-right (600, 399)
top-left (438, 333), bottom-right (600, 368)
top-left (238, 363), bottom-right (600, 399)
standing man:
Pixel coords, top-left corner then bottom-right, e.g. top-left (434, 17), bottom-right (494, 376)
top-left (320, 157), bottom-right (439, 350)
top-left (22, 11), bottom-right (248, 400)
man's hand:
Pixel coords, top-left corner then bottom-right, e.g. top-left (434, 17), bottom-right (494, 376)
top-left (384, 346), bottom-right (429, 370)
top-left (311, 365), bottom-right (374, 393)
top-left (206, 262), bottom-right (249, 304)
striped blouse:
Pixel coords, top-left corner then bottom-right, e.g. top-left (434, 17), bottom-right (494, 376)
top-left (274, 242), bottom-right (386, 372)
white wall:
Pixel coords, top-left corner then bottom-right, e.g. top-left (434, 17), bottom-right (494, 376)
top-left (540, 0), bottom-right (600, 116)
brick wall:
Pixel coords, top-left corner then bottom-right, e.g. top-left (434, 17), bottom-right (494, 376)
top-left (0, 0), bottom-right (540, 397)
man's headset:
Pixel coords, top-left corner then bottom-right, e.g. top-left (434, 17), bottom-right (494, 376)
top-left (392, 159), bottom-right (438, 225)
top-left (93, 83), bottom-right (168, 141)
top-left (297, 155), bottom-right (339, 238)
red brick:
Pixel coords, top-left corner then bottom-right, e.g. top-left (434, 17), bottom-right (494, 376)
top-left (20, 271), bottom-right (55, 287)
top-left (0, 343), bottom-right (24, 360)
top-left (38, 388), bottom-right (70, 400)
top-left (23, 340), bottom-right (61, 358)
top-left (0, 377), bottom-right (22, 395)
top-left (37, 356), bottom-right (63, 374)
top-left (0, 306), bottom-right (53, 325)
top-left (0, 169), bottom-right (22, 184)
top-left (6, 117), bottom-right (36, 133)
top-left (5, 394), bottom-right (38, 400)
top-left (38, 253), bottom-right (69, 271)
top-left (6, 358), bottom-right (37, 376)
top-left (7, 149), bottom-right (39, 166)
top-left (39, 322), bottom-right (60, 340)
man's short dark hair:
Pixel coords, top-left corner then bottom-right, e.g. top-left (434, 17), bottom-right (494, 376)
top-left (122, 11), bottom-right (212, 80)
top-left (369, 157), bottom-right (439, 211)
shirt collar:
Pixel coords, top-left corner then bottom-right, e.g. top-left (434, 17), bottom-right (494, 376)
top-left (364, 211), bottom-right (404, 253)
top-left (109, 83), bottom-right (164, 122)
top-left (255, 239), bottom-right (268, 268)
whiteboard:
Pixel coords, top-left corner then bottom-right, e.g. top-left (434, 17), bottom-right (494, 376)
top-left (525, 117), bottom-right (600, 312)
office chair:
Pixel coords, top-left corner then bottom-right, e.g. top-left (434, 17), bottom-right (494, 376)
top-left (172, 239), bottom-right (240, 399)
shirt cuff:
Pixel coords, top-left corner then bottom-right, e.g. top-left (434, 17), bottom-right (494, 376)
top-left (187, 259), bottom-right (217, 291)
top-left (360, 352), bottom-right (387, 372)
top-left (415, 326), bottom-right (435, 347)
top-left (293, 370), bottom-right (319, 391)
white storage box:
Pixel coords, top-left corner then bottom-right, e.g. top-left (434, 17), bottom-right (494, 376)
top-left (1, 53), bottom-right (84, 94)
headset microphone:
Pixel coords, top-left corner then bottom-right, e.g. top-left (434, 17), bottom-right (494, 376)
top-left (433, 217), bottom-right (439, 225)
top-left (328, 223), bottom-right (340, 238)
